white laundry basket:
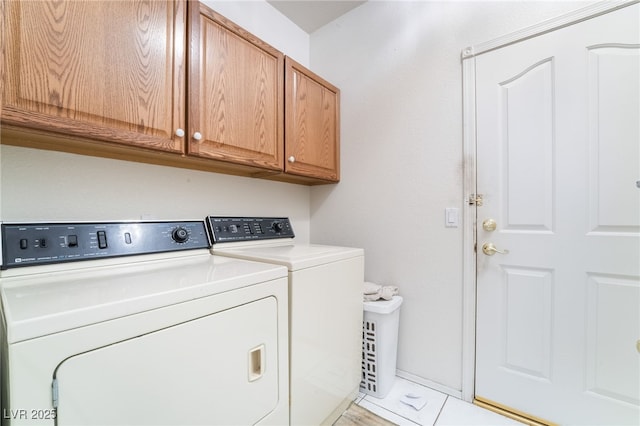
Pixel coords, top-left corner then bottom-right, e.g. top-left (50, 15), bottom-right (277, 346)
top-left (360, 296), bottom-right (403, 398)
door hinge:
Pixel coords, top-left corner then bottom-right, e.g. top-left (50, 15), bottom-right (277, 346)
top-left (468, 194), bottom-right (484, 206)
top-left (52, 378), bottom-right (59, 408)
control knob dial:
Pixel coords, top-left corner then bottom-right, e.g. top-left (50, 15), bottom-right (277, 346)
top-left (172, 227), bottom-right (189, 243)
top-left (272, 221), bottom-right (284, 233)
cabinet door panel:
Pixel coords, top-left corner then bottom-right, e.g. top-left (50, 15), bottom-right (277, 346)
top-left (285, 57), bottom-right (340, 182)
top-left (189, 4), bottom-right (284, 170)
top-left (2, 0), bottom-right (185, 153)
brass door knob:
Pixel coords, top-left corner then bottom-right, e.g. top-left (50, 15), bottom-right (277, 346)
top-left (482, 243), bottom-right (509, 256)
top-left (482, 219), bottom-right (497, 232)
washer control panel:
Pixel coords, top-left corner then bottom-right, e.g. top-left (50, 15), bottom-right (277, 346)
top-left (1, 221), bottom-right (210, 269)
top-left (207, 216), bottom-right (295, 243)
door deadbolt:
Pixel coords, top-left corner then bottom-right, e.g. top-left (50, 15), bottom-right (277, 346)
top-left (482, 219), bottom-right (497, 232)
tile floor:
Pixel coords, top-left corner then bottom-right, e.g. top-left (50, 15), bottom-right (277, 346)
top-left (355, 377), bottom-right (525, 426)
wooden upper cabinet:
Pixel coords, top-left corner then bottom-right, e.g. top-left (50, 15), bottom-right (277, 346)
top-left (1, 1), bottom-right (339, 184)
top-left (188, 3), bottom-right (284, 171)
top-left (1, 0), bottom-right (186, 153)
top-left (284, 57), bottom-right (340, 182)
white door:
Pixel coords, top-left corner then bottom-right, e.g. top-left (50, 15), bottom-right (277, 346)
top-left (475, 3), bottom-right (640, 424)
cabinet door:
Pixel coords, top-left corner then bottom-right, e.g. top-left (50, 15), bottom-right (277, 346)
top-left (188, 3), bottom-right (284, 171)
top-left (285, 57), bottom-right (340, 182)
top-left (2, 0), bottom-right (185, 153)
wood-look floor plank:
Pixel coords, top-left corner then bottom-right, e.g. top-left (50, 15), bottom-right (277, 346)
top-left (333, 403), bottom-right (398, 426)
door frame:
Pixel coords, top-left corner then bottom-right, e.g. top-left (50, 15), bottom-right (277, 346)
top-left (460, 0), bottom-right (639, 403)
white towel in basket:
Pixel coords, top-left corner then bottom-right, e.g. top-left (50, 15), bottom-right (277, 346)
top-left (363, 282), bottom-right (399, 301)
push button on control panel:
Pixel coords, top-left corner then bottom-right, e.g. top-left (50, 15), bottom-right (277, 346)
top-left (20, 239), bottom-right (28, 250)
top-left (97, 231), bottom-right (108, 249)
top-left (67, 235), bottom-right (78, 247)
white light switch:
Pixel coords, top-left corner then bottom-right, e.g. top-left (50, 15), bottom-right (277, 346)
top-left (445, 208), bottom-right (459, 228)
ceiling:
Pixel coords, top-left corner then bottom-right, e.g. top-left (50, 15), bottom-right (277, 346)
top-left (267, 1), bottom-right (366, 33)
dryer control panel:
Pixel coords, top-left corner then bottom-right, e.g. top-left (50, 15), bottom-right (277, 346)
top-left (207, 216), bottom-right (295, 243)
top-left (1, 221), bottom-right (210, 269)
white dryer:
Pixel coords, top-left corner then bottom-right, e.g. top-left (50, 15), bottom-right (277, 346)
top-left (206, 216), bottom-right (364, 426)
top-left (0, 221), bottom-right (289, 426)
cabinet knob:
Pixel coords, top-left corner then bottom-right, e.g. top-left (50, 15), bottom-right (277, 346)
top-left (288, 156), bottom-right (295, 163)
top-left (175, 128), bottom-right (185, 138)
top-left (193, 132), bottom-right (203, 141)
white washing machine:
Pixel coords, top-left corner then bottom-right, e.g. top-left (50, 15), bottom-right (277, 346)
top-left (206, 216), bottom-right (364, 426)
top-left (0, 220), bottom-right (289, 426)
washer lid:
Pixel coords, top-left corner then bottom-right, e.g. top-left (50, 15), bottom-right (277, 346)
top-left (212, 243), bottom-right (364, 271)
top-left (0, 252), bottom-right (287, 343)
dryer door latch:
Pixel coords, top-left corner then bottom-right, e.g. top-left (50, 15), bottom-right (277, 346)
top-left (52, 378), bottom-right (59, 408)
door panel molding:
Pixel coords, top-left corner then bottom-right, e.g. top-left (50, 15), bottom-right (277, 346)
top-left (500, 58), bottom-right (555, 233)
top-left (587, 44), bottom-right (640, 234)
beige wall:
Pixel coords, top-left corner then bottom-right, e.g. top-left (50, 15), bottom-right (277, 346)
top-left (0, 146), bottom-right (311, 241)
